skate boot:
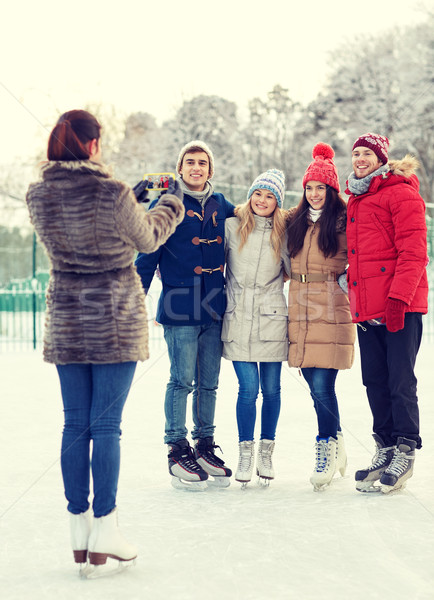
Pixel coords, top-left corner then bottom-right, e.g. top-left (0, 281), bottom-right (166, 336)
top-left (355, 433), bottom-right (395, 492)
top-left (257, 439), bottom-right (275, 485)
top-left (87, 508), bottom-right (137, 578)
top-left (336, 431), bottom-right (347, 477)
top-left (380, 437), bottom-right (416, 494)
top-left (310, 436), bottom-right (337, 491)
top-left (70, 508), bottom-right (92, 576)
top-left (168, 439), bottom-right (208, 491)
top-left (194, 437), bottom-right (232, 488)
top-left (235, 441), bottom-right (254, 488)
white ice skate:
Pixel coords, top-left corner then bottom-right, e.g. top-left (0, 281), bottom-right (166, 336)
top-left (257, 439), bottom-right (275, 486)
top-left (85, 508), bottom-right (137, 579)
top-left (310, 437), bottom-right (337, 491)
top-left (335, 431), bottom-right (347, 477)
top-left (235, 441), bottom-right (254, 489)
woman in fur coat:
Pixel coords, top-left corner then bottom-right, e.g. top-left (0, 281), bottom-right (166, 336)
top-left (222, 169), bottom-right (290, 487)
top-left (26, 110), bottom-right (184, 574)
top-left (286, 143), bottom-right (355, 491)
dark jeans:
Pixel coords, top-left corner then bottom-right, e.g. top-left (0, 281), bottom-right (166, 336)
top-left (357, 312), bottom-right (423, 448)
top-left (301, 367), bottom-right (340, 439)
top-left (56, 362), bottom-right (137, 517)
top-left (232, 361), bottom-right (282, 442)
top-left (163, 320), bottom-right (222, 444)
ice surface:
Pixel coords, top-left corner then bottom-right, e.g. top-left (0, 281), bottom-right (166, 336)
top-left (1, 341), bottom-right (433, 600)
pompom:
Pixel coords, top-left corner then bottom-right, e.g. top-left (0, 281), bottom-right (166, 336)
top-left (312, 142), bottom-right (334, 160)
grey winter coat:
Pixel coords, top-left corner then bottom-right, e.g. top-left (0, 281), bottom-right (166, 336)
top-left (26, 160), bottom-right (184, 364)
top-left (222, 215), bottom-right (290, 362)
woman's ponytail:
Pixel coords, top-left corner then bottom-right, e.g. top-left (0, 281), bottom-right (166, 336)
top-left (47, 110), bottom-right (101, 161)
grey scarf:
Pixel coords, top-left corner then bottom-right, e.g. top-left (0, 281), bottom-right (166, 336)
top-left (179, 178), bottom-right (214, 207)
top-left (347, 164), bottom-right (389, 195)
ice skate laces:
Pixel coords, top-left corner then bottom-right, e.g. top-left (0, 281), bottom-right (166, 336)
top-left (314, 440), bottom-right (328, 472)
top-left (238, 447), bottom-right (252, 471)
top-left (200, 442), bottom-right (225, 467)
top-left (170, 445), bottom-right (203, 473)
top-left (386, 448), bottom-right (413, 477)
top-left (369, 446), bottom-right (393, 471)
top-left (260, 444), bottom-right (274, 469)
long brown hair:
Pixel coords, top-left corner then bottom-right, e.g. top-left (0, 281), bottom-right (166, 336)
top-left (47, 110), bottom-right (101, 161)
top-left (235, 201), bottom-right (286, 262)
top-left (286, 186), bottom-right (346, 258)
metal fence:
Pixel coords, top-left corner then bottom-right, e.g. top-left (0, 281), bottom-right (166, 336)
top-left (1, 270), bottom-right (433, 353)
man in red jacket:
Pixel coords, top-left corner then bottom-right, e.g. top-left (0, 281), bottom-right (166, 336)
top-left (346, 133), bottom-right (428, 494)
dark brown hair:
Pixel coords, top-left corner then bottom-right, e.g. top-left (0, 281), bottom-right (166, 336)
top-left (47, 109), bottom-right (101, 161)
top-left (286, 186), bottom-right (347, 259)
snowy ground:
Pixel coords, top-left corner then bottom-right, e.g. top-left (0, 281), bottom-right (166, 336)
top-left (1, 338), bottom-right (433, 600)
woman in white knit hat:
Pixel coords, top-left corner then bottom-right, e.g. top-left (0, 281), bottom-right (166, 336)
top-left (222, 169), bottom-right (290, 487)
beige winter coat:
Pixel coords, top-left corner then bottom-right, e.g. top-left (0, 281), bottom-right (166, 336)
top-left (26, 160), bottom-right (184, 364)
top-left (222, 215), bottom-right (290, 362)
top-left (287, 209), bottom-right (355, 369)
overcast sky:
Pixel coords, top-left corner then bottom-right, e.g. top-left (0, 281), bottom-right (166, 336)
top-left (0, 0), bottom-right (430, 163)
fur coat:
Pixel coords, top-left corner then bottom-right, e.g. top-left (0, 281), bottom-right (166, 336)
top-left (346, 156), bottom-right (428, 322)
top-left (287, 208), bottom-right (355, 370)
top-left (26, 160), bottom-right (184, 364)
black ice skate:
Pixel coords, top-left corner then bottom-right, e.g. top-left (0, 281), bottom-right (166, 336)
top-left (380, 437), bottom-right (416, 494)
top-left (194, 437), bottom-right (232, 488)
top-left (168, 439), bottom-right (208, 491)
top-left (355, 434), bottom-right (395, 492)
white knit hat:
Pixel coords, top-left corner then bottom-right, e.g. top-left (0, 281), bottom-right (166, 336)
top-left (247, 169), bottom-right (285, 207)
top-left (176, 140), bottom-right (215, 179)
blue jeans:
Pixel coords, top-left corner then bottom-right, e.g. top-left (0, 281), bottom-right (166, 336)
top-left (232, 361), bottom-right (282, 442)
top-left (163, 321), bottom-right (222, 444)
top-left (56, 362), bottom-right (137, 518)
top-left (301, 367), bottom-right (340, 439)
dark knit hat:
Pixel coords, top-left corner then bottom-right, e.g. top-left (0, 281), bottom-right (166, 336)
top-left (247, 169), bottom-right (285, 207)
top-left (302, 143), bottom-right (340, 192)
top-left (176, 140), bottom-right (215, 179)
top-left (352, 133), bottom-right (389, 165)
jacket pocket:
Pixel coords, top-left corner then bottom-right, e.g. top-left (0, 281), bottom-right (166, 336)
top-left (221, 303), bottom-right (236, 342)
top-left (259, 305), bottom-right (288, 341)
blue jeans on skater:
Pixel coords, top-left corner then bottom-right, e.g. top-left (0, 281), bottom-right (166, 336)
top-left (56, 362), bottom-right (137, 518)
top-left (163, 320), bottom-right (222, 445)
top-left (233, 361), bottom-right (282, 442)
top-left (301, 367), bottom-right (340, 440)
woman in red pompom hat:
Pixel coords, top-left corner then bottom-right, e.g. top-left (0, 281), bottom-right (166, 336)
top-left (286, 143), bottom-right (355, 491)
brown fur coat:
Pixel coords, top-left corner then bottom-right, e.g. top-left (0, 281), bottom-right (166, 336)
top-left (26, 160), bottom-right (184, 364)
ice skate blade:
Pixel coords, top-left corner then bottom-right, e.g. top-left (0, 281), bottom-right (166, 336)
top-left (380, 482), bottom-right (406, 495)
top-left (171, 477), bottom-right (207, 492)
top-left (83, 558), bottom-right (136, 579)
top-left (258, 477), bottom-right (272, 487)
top-left (356, 481), bottom-right (382, 493)
top-left (206, 476), bottom-right (231, 488)
top-left (312, 483), bottom-right (330, 492)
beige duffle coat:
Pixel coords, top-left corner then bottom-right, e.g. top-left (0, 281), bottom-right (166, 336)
top-left (26, 160), bottom-right (184, 364)
top-left (222, 215), bottom-right (290, 362)
top-left (287, 209), bottom-right (355, 369)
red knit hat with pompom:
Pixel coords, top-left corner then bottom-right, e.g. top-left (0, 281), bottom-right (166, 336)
top-left (302, 142), bottom-right (340, 192)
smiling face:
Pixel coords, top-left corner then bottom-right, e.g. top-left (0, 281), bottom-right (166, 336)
top-left (305, 180), bottom-right (327, 210)
top-left (179, 151), bottom-right (210, 191)
top-left (250, 188), bottom-right (277, 217)
top-left (352, 146), bottom-right (383, 179)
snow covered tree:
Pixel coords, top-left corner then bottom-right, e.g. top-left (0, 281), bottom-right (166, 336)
top-left (111, 112), bottom-right (162, 186)
top-left (160, 95), bottom-right (245, 184)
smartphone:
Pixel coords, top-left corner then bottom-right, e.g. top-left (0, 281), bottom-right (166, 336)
top-left (142, 172), bottom-right (175, 190)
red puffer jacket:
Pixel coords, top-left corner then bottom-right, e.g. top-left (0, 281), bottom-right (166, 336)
top-left (346, 155), bottom-right (428, 323)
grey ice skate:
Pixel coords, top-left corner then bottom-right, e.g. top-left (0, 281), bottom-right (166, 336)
top-left (355, 434), bottom-right (395, 492)
top-left (380, 437), bottom-right (416, 494)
